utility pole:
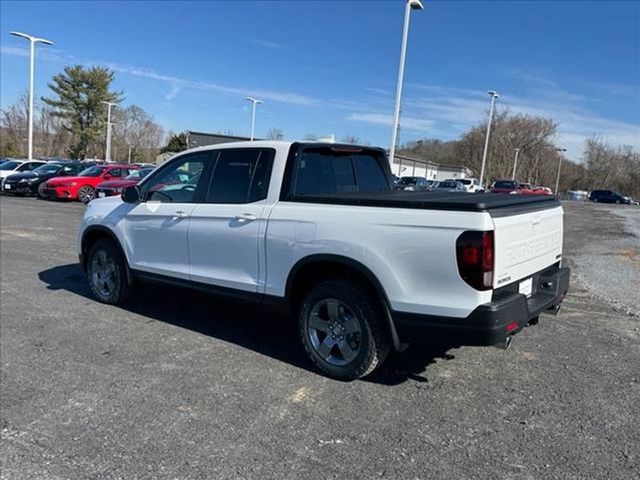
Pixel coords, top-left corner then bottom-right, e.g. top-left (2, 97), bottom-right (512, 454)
top-left (101, 101), bottom-right (117, 162)
top-left (10, 31), bottom-right (53, 159)
top-left (245, 97), bottom-right (263, 141)
top-left (511, 148), bottom-right (521, 180)
top-left (479, 90), bottom-right (500, 188)
top-left (128, 145), bottom-right (134, 163)
top-left (389, 0), bottom-right (424, 168)
top-left (555, 148), bottom-right (567, 195)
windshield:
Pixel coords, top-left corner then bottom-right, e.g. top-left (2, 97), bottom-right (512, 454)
top-left (459, 179), bottom-right (471, 185)
top-left (437, 181), bottom-right (458, 188)
top-left (0, 161), bottom-right (21, 170)
top-left (397, 177), bottom-right (420, 185)
top-left (34, 163), bottom-right (63, 174)
top-left (125, 168), bottom-right (154, 180)
top-left (493, 180), bottom-right (518, 189)
top-left (79, 166), bottom-right (107, 177)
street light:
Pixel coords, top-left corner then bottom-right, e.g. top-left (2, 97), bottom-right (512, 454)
top-left (555, 147), bottom-right (567, 195)
top-left (10, 31), bottom-right (54, 160)
top-left (389, 0), bottom-right (424, 170)
top-left (101, 101), bottom-right (117, 162)
top-left (245, 97), bottom-right (263, 141)
top-left (478, 90), bottom-right (499, 187)
top-left (511, 147), bottom-right (521, 180)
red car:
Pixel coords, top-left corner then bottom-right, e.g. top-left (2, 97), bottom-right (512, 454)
top-left (95, 166), bottom-right (155, 198)
top-left (490, 180), bottom-right (552, 195)
top-left (40, 164), bottom-right (139, 203)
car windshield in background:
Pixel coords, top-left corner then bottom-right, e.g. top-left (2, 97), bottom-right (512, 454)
top-left (494, 180), bottom-right (517, 189)
top-left (0, 161), bottom-right (21, 170)
top-left (437, 181), bottom-right (458, 189)
top-left (125, 168), bottom-right (154, 180)
top-left (79, 166), bottom-right (107, 177)
top-left (459, 179), bottom-right (472, 185)
top-left (34, 163), bottom-right (63, 173)
top-left (397, 177), bottom-right (420, 186)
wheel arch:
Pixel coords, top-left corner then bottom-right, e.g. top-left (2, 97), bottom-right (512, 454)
top-left (80, 226), bottom-right (129, 277)
top-left (285, 254), bottom-right (402, 350)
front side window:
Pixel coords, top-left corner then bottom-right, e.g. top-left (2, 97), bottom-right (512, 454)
top-left (142, 153), bottom-right (208, 203)
top-left (205, 149), bottom-right (274, 204)
top-left (293, 147), bottom-right (389, 195)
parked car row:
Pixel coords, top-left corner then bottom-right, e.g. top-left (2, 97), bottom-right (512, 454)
top-left (394, 177), bottom-right (483, 193)
top-left (1, 158), bottom-right (156, 203)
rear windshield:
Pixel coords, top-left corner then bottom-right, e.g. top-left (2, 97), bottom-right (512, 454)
top-left (493, 180), bottom-right (517, 189)
top-left (437, 181), bottom-right (458, 188)
top-left (293, 147), bottom-right (390, 195)
top-left (459, 179), bottom-right (471, 185)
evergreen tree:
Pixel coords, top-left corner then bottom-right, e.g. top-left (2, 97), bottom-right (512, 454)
top-left (42, 65), bottom-right (122, 159)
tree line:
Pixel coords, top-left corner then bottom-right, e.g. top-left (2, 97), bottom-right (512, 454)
top-left (398, 109), bottom-right (640, 198)
top-left (1, 65), bottom-right (166, 163)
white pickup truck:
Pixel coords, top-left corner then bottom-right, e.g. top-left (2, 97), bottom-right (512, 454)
top-left (78, 141), bottom-right (570, 380)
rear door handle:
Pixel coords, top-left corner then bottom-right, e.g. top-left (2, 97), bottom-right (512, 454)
top-left (236, 213), bottom-right (257, 221)
top-left (173, 211), bottom-right (189, 219)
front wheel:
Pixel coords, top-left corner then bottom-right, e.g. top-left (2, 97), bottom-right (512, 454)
top-left (298, 280), bottom-right (390, 380)
top-left (78, 185), bottom-right (96, 204)
top-left (87, 239), bottom-right (130, 305)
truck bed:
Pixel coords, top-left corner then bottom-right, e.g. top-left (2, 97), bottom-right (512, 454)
top-left (291, 191), bottom-right (560, 214)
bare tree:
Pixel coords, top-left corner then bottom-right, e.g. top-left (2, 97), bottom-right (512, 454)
top-left (266, 128), bottom-right (284, 140)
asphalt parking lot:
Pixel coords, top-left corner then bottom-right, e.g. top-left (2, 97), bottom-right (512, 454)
top-left (1, 196), bottom-right (639, 480)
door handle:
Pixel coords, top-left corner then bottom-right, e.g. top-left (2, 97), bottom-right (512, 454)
top-left (173, 211), bottom-right (189, 219)
top-left (236, 213), bottom-right (257, 221)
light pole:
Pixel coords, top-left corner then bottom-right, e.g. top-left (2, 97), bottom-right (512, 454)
top-left (245, 97), bottom-right (263, 141)
top-left (479, 90), bottom-right (500, 188)
top-left (511, 148), bottom-right (521, 180)
top-left (128, 145), bottom-right (134, 163)
top-left (10, 31), bottom-right (53, 160)
top-left (555, 148), bottom-right (567, 195)
top-left (389, 0), bottom-right (424, 170)
top-left (101, 101), bottom-right (117, 162)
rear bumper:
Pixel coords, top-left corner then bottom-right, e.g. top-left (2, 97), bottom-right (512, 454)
top-left (393, 265), bottom-right (570, 346)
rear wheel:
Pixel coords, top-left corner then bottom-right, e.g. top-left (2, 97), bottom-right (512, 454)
top-left (298, 280), bottom-right (390, 380)
top-left (78, 186), bottom-right (96, 204)
top-left (87, 239), bottom-right (130, 305)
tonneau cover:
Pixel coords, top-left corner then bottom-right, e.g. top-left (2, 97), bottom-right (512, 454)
top-left (291, 191), bottom-right (560, 213)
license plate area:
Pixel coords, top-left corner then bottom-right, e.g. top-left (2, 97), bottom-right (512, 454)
top-left (98, 191), bottom-right (106, 198)
top-left (519, 277), bottom-right (533, 298)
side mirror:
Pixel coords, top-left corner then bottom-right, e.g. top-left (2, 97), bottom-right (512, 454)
top-left (121, 186), bottom-right (140, 203)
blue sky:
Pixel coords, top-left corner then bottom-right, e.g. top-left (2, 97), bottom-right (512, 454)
top-left (1, 0), bottom-right (639, 161)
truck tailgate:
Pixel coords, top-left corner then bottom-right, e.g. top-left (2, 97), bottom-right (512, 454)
top-left (492, 205), bottom-right (563, 288)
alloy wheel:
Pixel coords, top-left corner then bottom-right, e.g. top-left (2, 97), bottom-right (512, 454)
top-left (307, 298), bottom-right (363, 366)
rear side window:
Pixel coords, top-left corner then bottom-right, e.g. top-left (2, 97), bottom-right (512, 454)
top-left (293, 148), bottom-right (390, 195)
top-left (205, 149), bottom-right (274, 204)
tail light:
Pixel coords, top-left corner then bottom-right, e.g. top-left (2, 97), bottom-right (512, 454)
top-left (456, 230), bottom-right (494, 290)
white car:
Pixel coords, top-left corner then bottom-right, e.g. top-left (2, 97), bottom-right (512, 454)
top-left (77, 141), bottom-right (570, 380)
top-left (445, 177), bottom-right (483, 193)
top-left (0, 160), bottom-right (46, 188)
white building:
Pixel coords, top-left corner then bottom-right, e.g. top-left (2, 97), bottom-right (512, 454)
top-left (391, 154), bottom-right (473, 180)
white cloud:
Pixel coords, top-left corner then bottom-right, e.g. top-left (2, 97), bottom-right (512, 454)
top-left (347, 112), bottom-right (434, 132)
top-left (1, 43), bottom-right (319, 107)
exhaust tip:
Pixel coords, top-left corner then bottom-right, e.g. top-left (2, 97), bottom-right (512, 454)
top-left (495, 336), bottom-right (513, 350)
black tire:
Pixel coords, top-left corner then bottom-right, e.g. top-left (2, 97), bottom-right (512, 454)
top-left (78, 185), bottom-right (96, 204)
top-left (87, 239), bottom-right (130, 305)
top-left (298, 279), bottom-right (390, 380)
